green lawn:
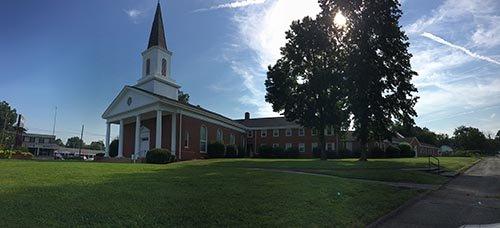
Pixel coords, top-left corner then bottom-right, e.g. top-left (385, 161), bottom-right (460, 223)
top-left (0, 157), bottom-right (477, 227)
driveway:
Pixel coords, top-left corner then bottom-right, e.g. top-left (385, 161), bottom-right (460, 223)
top-left (378, 156), bottom-right (500, 228)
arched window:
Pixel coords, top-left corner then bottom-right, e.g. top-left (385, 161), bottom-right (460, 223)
top-left (200, 126), bottom-right (207, 153)
top-left (161, 58), bottom-right (167, 76)
top-left (146, 59), bottom-right (151, 75)
top-left (216, 129), bottom-right (223, 143)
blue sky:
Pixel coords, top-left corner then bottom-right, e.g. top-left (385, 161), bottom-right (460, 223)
top-left (1, 0), bottom-right (499, 143)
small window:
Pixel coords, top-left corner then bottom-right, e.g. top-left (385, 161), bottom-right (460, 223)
top-left (200, 126), bottom-right (207, 153)
top-left (311, 128), bottom-right (318, 136)
top-left (216, 129), bottom-right (223, 143)
top-left (273, 129), bottom-right (279, 137)
top-left (298, 128), bottom-right (305, 136)
top-left (184, 131), bottom-right (190, 148)
top-left (326, 143), bottom-right (335, 151)
top-left (146, 59), bottom-right (151, 75)
top-left (230, 134), bottom-right (235, 145)
top-left (161, 58), bottom-right (167, 76)
top-left (312, 142), bottom-right (318, 151)
top-left (247, 131), bottom-right (253, 138)
top-left (273, 143), bottom-right (279, 148)
top-left (299, 143), bottom-right (305, 153)
top-left (325, 126), bottom-right (333, 136)
top-left (285, 143), bottom-right (292, 150)
top-left (261, 130), bottom-right (267, 137)
top-left (286, 129), bottom-right (292, 136)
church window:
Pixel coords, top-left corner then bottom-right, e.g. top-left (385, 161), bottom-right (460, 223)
top-left (200, 126), bottom-right (207, 153)
top-left (146, 59), bottom-right (151, 75)
top-left (162, 58), bottom-right (167, 76)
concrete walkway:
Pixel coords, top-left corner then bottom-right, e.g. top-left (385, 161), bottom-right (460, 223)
top-left (248, 167), bottom-right (439, 190)
top-left (376, 156), bottom-right (500, 228)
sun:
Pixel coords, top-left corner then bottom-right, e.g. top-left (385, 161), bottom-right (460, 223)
top-left (333, 11), bottom-right (347, 27)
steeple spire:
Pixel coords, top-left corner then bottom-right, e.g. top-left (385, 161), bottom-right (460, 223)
top-left (147, 2), bottom-right (167, 50)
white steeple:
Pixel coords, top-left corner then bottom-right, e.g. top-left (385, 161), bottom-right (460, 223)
top-left (136, 2), bottom-right (180, 100)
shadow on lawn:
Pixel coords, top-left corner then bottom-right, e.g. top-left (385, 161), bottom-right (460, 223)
top-left (0, 161), bottom-right (419, 227)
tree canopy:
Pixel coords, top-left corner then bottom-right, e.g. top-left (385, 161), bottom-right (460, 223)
top-left (265, 14), bottom-right (349, 160)
top-left (0, 101), bottom-right (19, 148)
top-left (178, 90), bottom-right (190, 104)
top-left (65, 137), bottom-right (84, 149)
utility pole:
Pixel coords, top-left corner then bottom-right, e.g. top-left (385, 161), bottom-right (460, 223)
top-left (78, 125), bottom-right (84, 157)
top-left (52, 106), bottom-right (57, 136)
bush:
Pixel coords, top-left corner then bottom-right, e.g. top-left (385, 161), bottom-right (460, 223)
top-left (0, 150), bottom-right (12, 159)
top-left (398, 143), bottom-right (414, 157)
top-left (109, 139), bottom-right (119, 157)
top-left (146, 148), bottom-right (174, 164)
top-left (207, 142), bottom-right (225, 158)
top-left (11, 151), bottom-right (34, 160)
top-left (368, 147), bottom-right (385, 158)
top-left (385, 145), bottom-right (401, 158)
top-left (257, 145), bottom-right (274, 158)
top-left (449, 150), bottom-right (481, 158)
top-left (95, 153), bottom-right (105, 158)
top-left (237, 145), bottom-right (246, 158)
top-left (225, 145), bottom-right (238, 158)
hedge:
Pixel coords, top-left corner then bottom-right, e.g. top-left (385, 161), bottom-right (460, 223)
top-left (146, 148), bottom-right (175, 164)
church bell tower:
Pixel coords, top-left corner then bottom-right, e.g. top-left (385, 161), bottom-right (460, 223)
top-left (136, 2), bottom-right (180, 100)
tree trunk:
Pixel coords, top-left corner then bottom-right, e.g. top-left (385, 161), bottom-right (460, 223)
top-left (319, 128), bottom-right (327, 161)
top-left (359, 139), bottom-right (368, 161)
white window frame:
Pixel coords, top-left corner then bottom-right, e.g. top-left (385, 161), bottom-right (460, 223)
top-left (216, 129), bottom-right (223, 143)
top-left (286, 128), bottom-right (292, 136)
top-left (326, 142), bottom-right (335, 151)
top-left (285, 143), bottom-right (292, 150)
top-left (261, 129), bottom-right (267, 137)
top-left (325, 126), bottom-right (334, 136)
top-left (200, 125), bottom-right (208, 153)
top-left (299, 143), bottom-right (305, 153)
top-left (298, 128), bottom-right (305, 136)
top-left (273, 129), bottom-right (279, 137)
top-left (184, 131), bottom-right (190, 148)
top-left (311, 128), bottom-right (317, 136)
top-left (312, 142), bottom-right (318, 151)
top-left (247, 130), bottom-right (253, 138)
top-left (230, 134), bottom-right (235, 145)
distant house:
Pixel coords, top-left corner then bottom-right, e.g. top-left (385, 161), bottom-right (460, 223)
top-left (391, 136), bottom-right (439, 157)
top-left (22, 133), bottom-right (59, 156)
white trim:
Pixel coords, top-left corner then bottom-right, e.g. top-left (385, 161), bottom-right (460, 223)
top-left (134, 115), bottom-right (141, 156)
top-left (200, 125), bottom-right (208, 153)
top-left (298, 128), bottom-right (305, 136)
top-left (118, 120), bottom-right (124, 157)
top-left (246, 125), bottom-right (300, 130)
top-left (272, 129), bottom-right (279, 137)
top-left (286, 128), bottom-right (292, 137)
top-left (260, 129), bottom-right (267, 137)
top-left (171, 112), bottom-right (177, 155)
top-left (299, 143), bottom-right (305, 153)
top-left (105, 123), bottom-right (110, 157)
top-left (285, 143), bottom-right (292, 150)
top-left (156, 110), bottom-right (162, 149)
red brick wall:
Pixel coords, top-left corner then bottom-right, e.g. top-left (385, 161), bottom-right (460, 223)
top-left (122, 113), bottom-right (246, 160)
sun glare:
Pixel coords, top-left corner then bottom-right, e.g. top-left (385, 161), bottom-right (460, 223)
top-left (334, 12), bottom-right (347, 27)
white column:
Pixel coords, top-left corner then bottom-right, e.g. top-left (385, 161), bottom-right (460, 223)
top-left (156, 110), bottom-right (162, 149)
top-left (105, 122), bottom-right (111, 157)
top-left (118, 119), bottom-right (124, 158)
top-left (171, 112), bottom-right (177, 155)
top-left (134, 115), bottom-right (141, 157)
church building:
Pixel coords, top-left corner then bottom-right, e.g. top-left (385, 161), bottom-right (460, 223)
top-left (102, 3), bottom-right (247, 160)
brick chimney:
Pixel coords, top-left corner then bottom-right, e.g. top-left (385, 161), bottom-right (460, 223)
top-left (244, 112), bottom-right (250, 120)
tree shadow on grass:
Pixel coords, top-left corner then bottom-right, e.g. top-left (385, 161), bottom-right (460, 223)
top-left (0, 162), bottom-right (420, 227)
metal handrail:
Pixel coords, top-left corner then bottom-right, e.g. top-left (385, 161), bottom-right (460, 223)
top-left (428, 155), bottom-right (440, 171)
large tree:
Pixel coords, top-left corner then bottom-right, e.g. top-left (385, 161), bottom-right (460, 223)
top-left (265, 15), bottom-right (349, 160)
top-left (453, 126), bottom-right (487, 151)
top-left (0, 101), bottom-right (19, 147)
top-left (178, 90), bottom-right (190, 104)
top-left (320, 0), bottom-right (419, 161)
top-left (87, 141), bottom-right (104, 150)
top-left (66, 137), bottom-right (84, 149)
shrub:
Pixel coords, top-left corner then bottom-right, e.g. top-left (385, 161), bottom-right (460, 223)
top-left (398, 143), bottom-right (414, 157)
top-left (146, 148), bottom-right (174, 164)
top-left (207, 142), bottom-right (225, 158)
top-left (385, 145), bottom-right (401, 158)
top-left (14, 147), bottom-right (29, 152)
top-left (450, 150), bottom-right (481, 158)
top-left (258, 145), bottom-right (274, 158)
top-left (11, 151), bottom-right (34, 160)
top-left (95, 153), bottom-right (105, 158)
top-left (225, 145), bottom-right (238, 158)
top-left (368, 146), bottom-right (385, 158)
top-left (237, 145), bottom-right (246, 158)
top-left (109, 139), bottom-right (119, 157)
top-left (284, 147), bottom-right (300, 158)
top-left (0, 150), bottom-right (12, 159)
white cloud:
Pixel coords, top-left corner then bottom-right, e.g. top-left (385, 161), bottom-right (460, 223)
top-left (421, 32), bottom-right (500, 65)
top-left (195, 0), bottom-right (267, 12)
top-left (124, 9), bottom-right (144, 23)
top-left (491, 113), bottom-right (496, 119)
top-left (226, 0), bottom-right (320, 117)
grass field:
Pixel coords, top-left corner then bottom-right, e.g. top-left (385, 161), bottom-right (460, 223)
top-left (0, 157), bottom-right (478, 227)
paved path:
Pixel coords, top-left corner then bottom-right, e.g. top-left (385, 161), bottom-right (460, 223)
top-left (377, 156), bottom-right (500, 228)
top-left (248, 168), bottom-right (439, 190)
